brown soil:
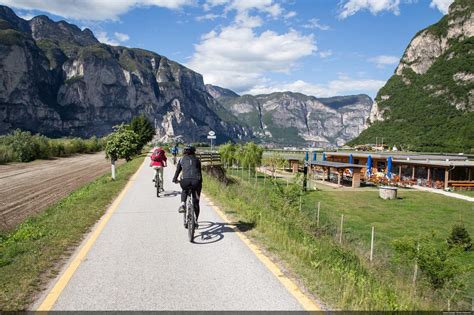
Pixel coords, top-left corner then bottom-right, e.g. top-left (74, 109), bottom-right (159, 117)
top-left (0, 152), bottom-right (122, 231)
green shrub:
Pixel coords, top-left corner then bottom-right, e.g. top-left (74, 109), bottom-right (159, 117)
top-left (0, 130), bottom-right (105, 162)
top-left (48, 140), bottom-right (66, 157)
top-left (447, 224), bottom-right (472, 251)
top-left (0, 144), bottom-right (16, 164)
top-left (7, 130), bottom-right (36, 162)
top-left (394, 234), bottom-right (466, 290)
top-left (31, 134), bottom-right (51, 159)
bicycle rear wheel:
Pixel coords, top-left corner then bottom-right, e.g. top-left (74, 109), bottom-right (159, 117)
top-left (187, 198), bottom-right (195, 242)
top-left (156, 173), bottom-right (160, 197)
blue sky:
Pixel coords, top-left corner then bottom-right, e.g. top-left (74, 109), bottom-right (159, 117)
top-left (3, 0), bottom-right (453, 98)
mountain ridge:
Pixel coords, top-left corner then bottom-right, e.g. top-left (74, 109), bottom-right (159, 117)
top-left (209, 87), bottom-right (373, 146)
top-left (0, 5), bottom-right (372, 146)
top-left (0, 5), bottom-right (249, 143)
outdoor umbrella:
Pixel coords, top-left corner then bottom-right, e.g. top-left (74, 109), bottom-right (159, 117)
top-left (349, 153), bottom-right (354, 174)
top-left (366, 155), bottom-right (373, 176)
top-left (305, 151), bottom-right (309, 161)
top-left (387, 156), bottom-right (393, 179)
top-left (322, 153), bottom-right (326, 161)
top-left (313, 151), bottom-right (317, 161)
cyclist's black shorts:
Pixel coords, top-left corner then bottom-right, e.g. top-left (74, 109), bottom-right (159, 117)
top-left (180, 178), bottom-right (202, 218)
top-left (180, 178), bottom-right (202, 198)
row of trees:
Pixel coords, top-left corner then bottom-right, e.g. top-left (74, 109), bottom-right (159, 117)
top-left (219, 142), bottom-right (263, 171)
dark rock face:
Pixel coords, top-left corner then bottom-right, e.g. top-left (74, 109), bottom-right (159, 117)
top-left (29, 15), bottom-right (99, 46)
top-left (0, 5), bottom-right (248, 143)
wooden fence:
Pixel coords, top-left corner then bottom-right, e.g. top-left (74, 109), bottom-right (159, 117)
top-left (197, 152), bottom-right (221, 164)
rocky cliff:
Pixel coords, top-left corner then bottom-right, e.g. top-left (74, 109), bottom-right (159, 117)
top-left (352, 0), bottom-right (473, 152)
top-left (0, 5), bottom-right (372, 146)
top-left (0, 6), bottom-right (248, 143)
top-left (209, 86), bottom-right (373, 147)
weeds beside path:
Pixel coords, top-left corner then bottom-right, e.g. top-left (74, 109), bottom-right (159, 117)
top-left (0, 155), bottom-right (144, 311)
top-left (203, 168), bottom-right (473, 310)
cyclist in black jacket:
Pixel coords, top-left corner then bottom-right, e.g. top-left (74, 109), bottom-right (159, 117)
top-left (172, 145), bottom-right (202, 220)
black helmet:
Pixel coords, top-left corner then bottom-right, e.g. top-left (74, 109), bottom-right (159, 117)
top-left (183, 145), bottom-right (196, 155)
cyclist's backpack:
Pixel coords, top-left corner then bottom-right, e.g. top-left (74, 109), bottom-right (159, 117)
top-left (153, 150), bottom-right (164, 162)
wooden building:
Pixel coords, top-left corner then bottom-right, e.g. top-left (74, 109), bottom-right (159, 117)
top-left (323, 152), bottom-right (474, 190)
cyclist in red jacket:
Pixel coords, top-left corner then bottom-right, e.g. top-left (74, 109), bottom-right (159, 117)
top-left (150, 147), bottom-right (167, 191)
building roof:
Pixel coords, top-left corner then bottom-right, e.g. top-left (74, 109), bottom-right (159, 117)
top-left (309, 161), bottom-right (365, 169)
top-left (392, 159), bottom-right (474, 167)
top-left (324, 151), bottom-right (469, 161)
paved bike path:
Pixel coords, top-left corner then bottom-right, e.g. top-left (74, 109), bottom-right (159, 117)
top-left (39, 158), bottom-right (307, 311)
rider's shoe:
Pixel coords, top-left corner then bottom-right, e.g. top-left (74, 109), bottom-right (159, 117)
top-left (178, 203), bottom-right (185, 213)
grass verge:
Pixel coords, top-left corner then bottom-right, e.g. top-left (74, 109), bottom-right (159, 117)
top-left (203, 168), bottom-right (473, 310)
top-left (0, 156), bottom-right (144, 310)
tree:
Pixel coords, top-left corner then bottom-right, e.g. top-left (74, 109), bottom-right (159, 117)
top-left (240, 142), bottom-right (263, 171)
top-left (130, 114), bottom-right (154, 149)
top-left (105, 124), bottom-right (140, 162)
top-left (219, 142), bottom-right (236, 167)
top-left (447, 223), bottom-right (472, 251)
top-left (263, 152), bottom-right (287, 178)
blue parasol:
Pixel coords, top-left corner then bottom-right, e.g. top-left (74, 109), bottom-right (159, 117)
top-left (387, 156), bottom-right (393, 179)
top-left (366, 155), bottom-right (373, 176)
top-left (322, 152), bottom-right (326, 161)
top-left (349, 153), bottom-right (354, 174)
top-left (305, 151), bottom-right (309, 161)
top-left (313, 151), bottom-right (317, 161)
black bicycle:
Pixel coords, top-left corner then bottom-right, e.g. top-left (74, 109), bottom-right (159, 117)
top-left (183, 187), bottom-right (198, 242)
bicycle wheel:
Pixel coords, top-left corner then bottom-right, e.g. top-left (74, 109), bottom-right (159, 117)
top-left (187, 198), bottom-right (195, 242)
top-left (183, 204), bottom-right (187, 228)
top-left (156, 173), bottom-right (160, 197)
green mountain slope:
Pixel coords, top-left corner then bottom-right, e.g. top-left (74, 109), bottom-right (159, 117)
top-left (350, 0), bottom-right (474, 153)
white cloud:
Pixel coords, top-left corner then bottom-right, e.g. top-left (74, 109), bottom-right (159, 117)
top-left (0, 0), bottom-right (195, 21)
top-left (188, 26), bottom-right (316, 92)
top-left (114, 32), bottom-right (130, 42)
top-left (203, 0), bottom-right (283, 18)
top-left (17, 11), bottom-right (35, 20)
top-left (95, 31), bottom-right (130, 45)
top-left (339, 0), bottom-right (401, 19)
top-left (235, 11), bottom-right (263, 28)
top-left (203, 0), bottom-right (228, 11)
top-left (284, 11), bottom-right (297, 19)
top-left (319, 50), bottom-right (333, 58)
top-left (96, 31), bottom-right (120, 45)
top-left (303, 18), bottom-right (330, 30)
top-left (369, 55), bottom-right (399, 68)
top-left (429, 0), bottom-right (453, 14)
top-left (246, 77), bottom-right (386, 98)
top-left (196, 13), bottom-right (223, 21)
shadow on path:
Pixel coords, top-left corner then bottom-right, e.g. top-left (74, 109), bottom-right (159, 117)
top-left (161, 190), bottom-right (181, 198)
top-left (193, 220), bottom-right (255, 245)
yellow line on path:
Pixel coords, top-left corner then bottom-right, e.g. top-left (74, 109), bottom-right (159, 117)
top-left (36, 159), bottom-right (146, 311)
top-left (202, 193), bottom-right (322, 312)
